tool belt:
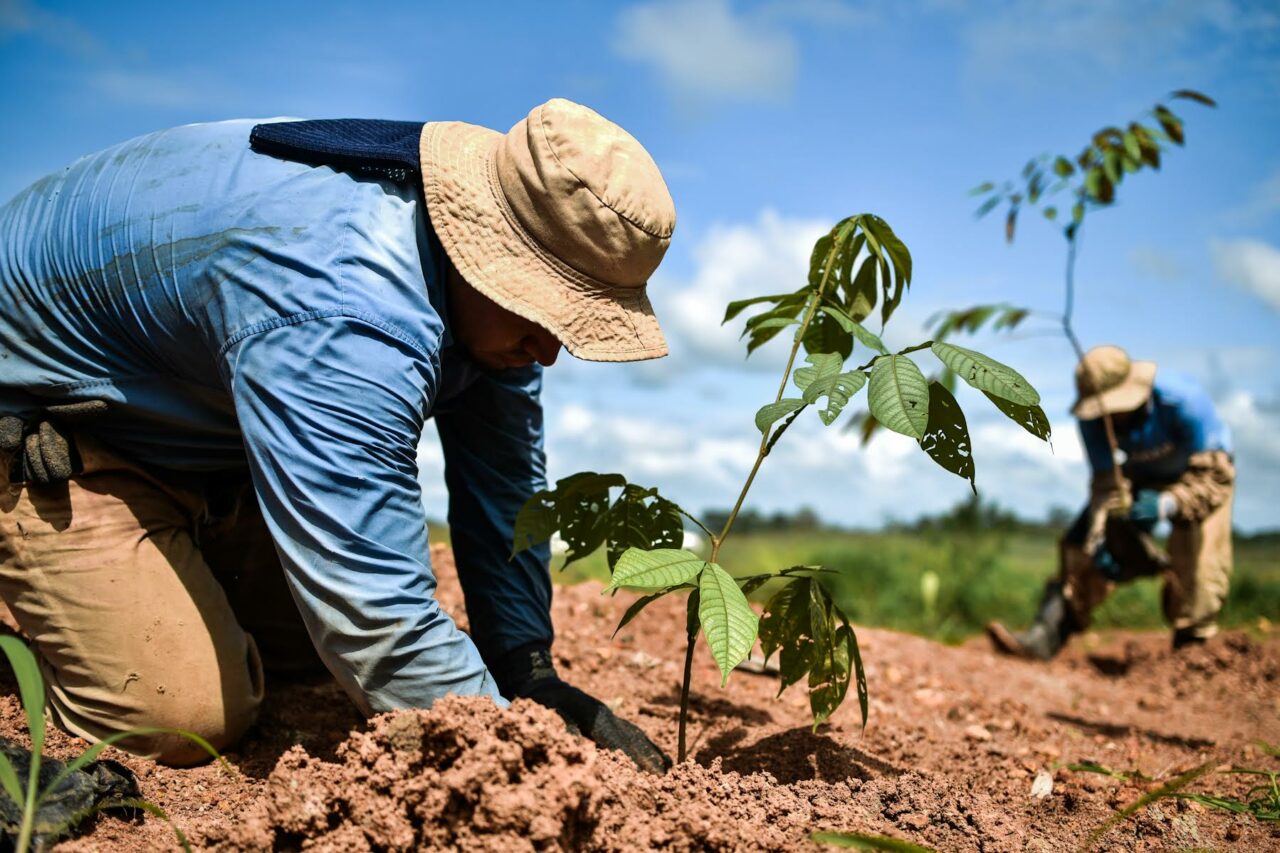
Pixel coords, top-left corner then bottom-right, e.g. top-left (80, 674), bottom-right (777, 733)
top-left (0, 400), bottom-right (108, 485)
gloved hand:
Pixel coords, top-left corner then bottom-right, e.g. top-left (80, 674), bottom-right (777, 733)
top-left (1092, 545), bottom-right (1123, 581)
top-left (491, 643), bottom-right (671, 774)
top-left (1130, 488), bottom-right (1175, 529)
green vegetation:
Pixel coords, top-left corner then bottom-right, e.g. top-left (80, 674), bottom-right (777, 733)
top-left (513, 213), bottom-right (1050, 761)
top-left (556, 514), bottom-right (1279, 645)
top-left (0, 636), bottom-right (219, 852)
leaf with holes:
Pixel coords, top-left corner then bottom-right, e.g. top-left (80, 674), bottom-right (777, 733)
top-left (867, 355), bottom-right (929, 439)
top-left (605, 484), bottom-right (685, 570)
top-left (699, 563), bottom-right (760, 685)
top-left (930, 341), bottom-right (1040, 406)
top-left (983, 392), bottom-right (1052, 442)
top-left (793, 352), bottom-right (868, 425)
top-left (512, 472), bottom-right (626, 566)
top-left (918, 381), bottom-right (975, 492)
top-left (607, 548), bottom-right (705, 592)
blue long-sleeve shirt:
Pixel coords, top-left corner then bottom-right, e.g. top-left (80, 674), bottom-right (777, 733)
top-left (0, 119), bottom-right (553, 714)
top-left (1080, 369), bottom-right (1232, 486)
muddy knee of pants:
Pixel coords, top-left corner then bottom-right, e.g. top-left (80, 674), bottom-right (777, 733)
top-left (0, 437), bottom-right (268, 767)
top-left (1164, 494), bottom-right (1234, 639)
top-left (46, 636), bottom-right (265, 767)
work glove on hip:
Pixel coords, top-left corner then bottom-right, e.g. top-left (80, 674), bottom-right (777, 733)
top-left (0, 401), bottom-right (108, 484)
top-left (491, 643), bottom-right (671, 775)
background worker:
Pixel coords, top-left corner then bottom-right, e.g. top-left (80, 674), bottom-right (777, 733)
top-left (988, 345), bottom-right (1235, 660)
top-left (0, 99), bottom-right (672, 771)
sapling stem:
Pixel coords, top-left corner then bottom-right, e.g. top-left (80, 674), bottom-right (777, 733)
top-left (1063, 226), bottom-right (1126, 502)
top-left (677, 620), bottom-right (697, 762)
top-left (674, 236), bottom-right (843, 762)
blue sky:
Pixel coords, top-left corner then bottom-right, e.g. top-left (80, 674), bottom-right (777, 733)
top-left (2, 0), bottom-right (1278, 530)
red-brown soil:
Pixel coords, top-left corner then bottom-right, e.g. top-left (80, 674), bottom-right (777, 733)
top-left (9, 545), bottom-right (1275, 851)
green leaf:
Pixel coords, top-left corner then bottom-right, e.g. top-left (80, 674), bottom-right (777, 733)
top-left (974, 195), bottom-right (1001, 218)
top-left (698, 562), bottom-right (760, 685)
top-left (983, 391), bottom-right (1052, 442)
top-left (605, 485), bottom-right (684, 571)
top-left (755, 398), bottom-right (806, 436)
top-left (0, 752), bottom-right (23, 810)
top-left (862, 215), bottom-right (912, 288)
top-left (0, 634), bottom-right (45, 767)
top-left (930, 341), bottom-right (1040, 406)
top-left (968, 181), bottom-right (995, 196)
top-left (1082, 762), bottom-right (1216, 850)
top-left (613, 588), bottom-right (684, 638)
top-left (802, 313), bottom-right (853, 360)
top-left (808, 233), bottom-right (835, 289)
top-left (1154, 105), bottom-right (1185, 145)
top-left (722, 291), bottom-right (802, 324)
top-left (1171, 89), bottom-right (1216, 107)
top-left (918, 381), bottom-right (975, 492)
top-left (867, 355), bottom-right (929, 439)
top-left (811, 831), bottom-right (940, 852)
top-left (607, 548), bottom-right (706, 592)
top-left (821, 305), bottom-right (887, 353)
top-left (1052, 156), bottom-right (1075, 177)
top-left (758, 579), bottom-right (808, 663)
top-left (511, 472), bottom-right (625, 564)
top-left (847, 255), bottom-right (879, 321)
top-left (764, 404), bottom-right (808, 455)
top-left (793, 352), bottom-right (868, 425)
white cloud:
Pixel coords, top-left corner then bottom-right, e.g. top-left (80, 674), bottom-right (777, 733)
top-left (1212, 237), bottom-right (1280, 311)
top-left (1217, 390), bottom-right (1280, 531)
top-left (655, 209), bottom-right (829, 368)
top-left (614, 0), bottom-right (797, 104)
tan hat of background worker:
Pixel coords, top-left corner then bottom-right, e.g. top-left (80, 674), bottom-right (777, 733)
top-left (421, 98), bottom-right (674, 363)
top-left (1071, 345), bottom-right (1156, 420)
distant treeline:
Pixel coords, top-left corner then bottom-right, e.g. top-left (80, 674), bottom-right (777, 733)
top-left (700, 496), bottom-right (1069, 536)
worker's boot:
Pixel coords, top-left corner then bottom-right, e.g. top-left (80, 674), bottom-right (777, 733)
top-left (986, 581), bottom-right (1077, 661)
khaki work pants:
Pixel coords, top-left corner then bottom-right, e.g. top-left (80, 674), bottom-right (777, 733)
top-left (1060, 493), bottom-right (1234, 639)
top-left (0, 435), bottom-right (320, 765)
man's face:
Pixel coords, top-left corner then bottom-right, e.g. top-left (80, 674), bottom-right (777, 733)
top-left (445, 263), bottom-right (562, 371)
top-left (1108, 402), bottom-right (1150, 433)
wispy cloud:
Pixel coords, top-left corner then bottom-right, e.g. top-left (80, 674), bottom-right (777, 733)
top-left (612, 0), bottom-right (868, 107)
top-left (1, 0), bottom-right (236, 111)
top-left (955, 0), bottom-right (1280, 92)
top-left (1129, 244), bottom-right (1185, 282)
top-left (1212, 237), bottom-right (1280, 312)
top-left (650, 209), bottom-right (829, 371)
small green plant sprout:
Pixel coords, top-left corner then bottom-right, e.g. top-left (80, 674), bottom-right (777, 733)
top-left (513, 214), bottom-right (1048, 762)
top-left (811, 829), bottom-right (939, 852)
top-left (1073, 751), bottom-right (1280, 850)
top-left (0, 635), bottom-right (223, 852)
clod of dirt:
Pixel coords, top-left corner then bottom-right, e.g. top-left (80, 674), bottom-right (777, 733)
top-left (202, 696), bottom-right (1017, 852)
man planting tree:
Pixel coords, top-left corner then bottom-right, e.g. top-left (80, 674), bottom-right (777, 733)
top-left (0, 99), bottom-right (671, 772)
top-left (988, 345), bottom-right (1235, 660)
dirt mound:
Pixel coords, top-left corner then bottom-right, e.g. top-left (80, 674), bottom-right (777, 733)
top-left (203, 695), bottom-right (1016, 852)
top-left (12, 544), bottom-right (1277, 850)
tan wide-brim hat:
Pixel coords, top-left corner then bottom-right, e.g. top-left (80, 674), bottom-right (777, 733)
top-left (1071, 345), bottom-right (1156, 420)
top-left (420, 98), bottom-right (674, 362)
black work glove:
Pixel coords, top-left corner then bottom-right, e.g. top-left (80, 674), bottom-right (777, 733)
top-left (0, 400), bottom-right (108, 484)
top-left (491, 643), bottom-right (671, 774)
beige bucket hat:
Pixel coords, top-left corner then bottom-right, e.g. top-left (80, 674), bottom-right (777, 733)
top-left (420, 98), bottom-right (675, 362)
top-left (1071, 345), bottom-right (1156, 420)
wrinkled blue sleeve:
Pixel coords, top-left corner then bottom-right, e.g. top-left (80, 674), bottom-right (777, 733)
top-left (221, 314), bottom-right (505, 715)
top-left (433, 366), bottom-right (553, 666)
